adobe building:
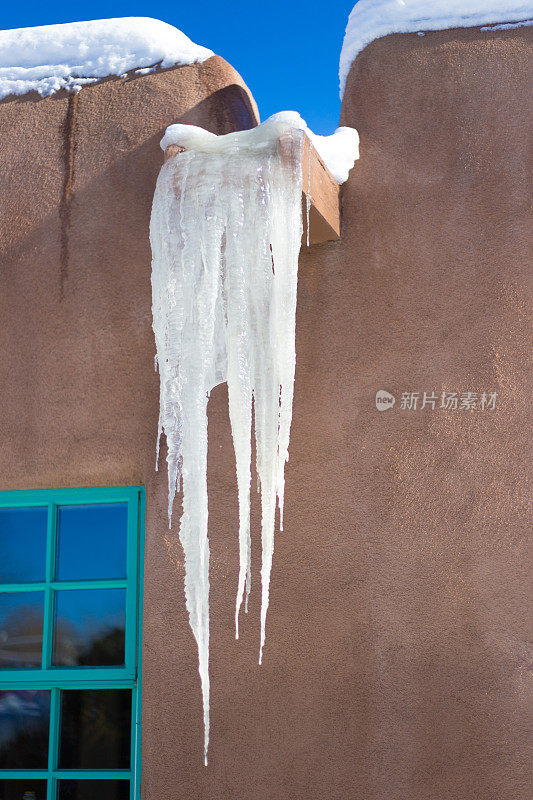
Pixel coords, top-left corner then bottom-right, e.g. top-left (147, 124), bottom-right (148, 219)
top-left (0, 9), bottom-right (531, 800)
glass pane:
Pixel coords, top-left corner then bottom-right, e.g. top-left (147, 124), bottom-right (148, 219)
top-left (0, 592), bottom-right (44, 669)
top-left (0, 690), bottom-right (50, 768)
top-left (59, 689), bottom-right (131, 769)
top-left (53, 588), bottom-right (125, 666)
top-left (58, 781), bottom-right (129, 800)
top-left (56, 504), bottom-right (128, 581)
top-left (0, 779), bottom-right (48, 800)
top-left (0, 507), bottom-right (47, 583)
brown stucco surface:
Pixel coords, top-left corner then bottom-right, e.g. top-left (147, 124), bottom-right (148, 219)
top-left (1, 26), bottom-right (532, 800)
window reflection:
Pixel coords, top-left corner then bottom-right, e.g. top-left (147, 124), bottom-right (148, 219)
top-left (53, 589), bottom-right (126, 667)
top-left (0, 779), bottom-right (48, 800)
top-left (0, 507), bottom-right (47, 583)
top-left (59, 690), bottom-right (131, 769)
top-left (0, 491), bottom-right (139, 800)
top-left (0, 593), bottom-right (43, 669)
top-left (0, 690), bottom-right (50, 768)
top-left (56, 504), bottom-right (128, 581)
top-left (57, 780), bottom-right (130, 800)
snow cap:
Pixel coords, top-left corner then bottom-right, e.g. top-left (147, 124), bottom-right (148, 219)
top-left (0, 17), bottom-right (214, 100)
top-left (339, 1), bottom-right (533, 98)
top-left (161, 111), bottom-right (360, 184)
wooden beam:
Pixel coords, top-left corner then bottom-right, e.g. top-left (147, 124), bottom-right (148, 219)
top-left (164, 144), bottom-right (186, 160)
top-left (277, 133), bottom-right (340, 245)
top-left (164, 132), bottom-right (340, 246)
top-left (302, 135), bottom-right (340, 245)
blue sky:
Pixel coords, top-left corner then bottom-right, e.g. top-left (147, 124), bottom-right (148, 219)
top-left (2, 1), bottom-right (355, 134)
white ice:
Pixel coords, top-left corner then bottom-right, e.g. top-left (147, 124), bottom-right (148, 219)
top-left (151, 113), bottom-right (320, 764)
top-left (480, 20), bottom-right (533, 30)
top-left (0, 17), bottom-right (213, 100)
top-left (339, 0), bottom-right (533, 97)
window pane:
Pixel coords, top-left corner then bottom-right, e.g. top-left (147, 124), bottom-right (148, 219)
top-left (57, 781), bottom-right (129, 800)
top-left (56, 504), bottom-right (128, 581)
top-left (0, 779), bottom-right (48, 800)
top-left (0, 690), bottom-right (50, 768)
top-left (0, 507), bottom-right (47, 583)
top-left (53, 588), bottom-right (125, 667)
top-left (0, 592), bottom-right (44, 669)
top-left (59, 689), bottom-right (131, 769)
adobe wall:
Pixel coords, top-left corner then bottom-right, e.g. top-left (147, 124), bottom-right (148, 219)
top-left (1, 25), bottom-right (531, 800)
top-left (298, 25), bottom-right (531, 800)
top-left (0, 54), bottom-right (257, 495)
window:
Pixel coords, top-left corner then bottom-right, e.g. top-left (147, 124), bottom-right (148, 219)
top-left (0, 487), bottom-right (144, 800)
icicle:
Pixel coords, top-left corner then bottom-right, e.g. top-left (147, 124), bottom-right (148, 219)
top-left (150, 123), bottom-right (304, 762)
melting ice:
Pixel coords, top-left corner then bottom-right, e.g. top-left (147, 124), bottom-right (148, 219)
top-left (150, 112), bottom-right (358, 764)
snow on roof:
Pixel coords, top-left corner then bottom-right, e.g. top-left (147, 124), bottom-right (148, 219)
top-left (160, 111), bottom-right (360, 185)
top-left (339, 1), bottom-right (533, 98)
top-left (0, 17), bottom-right (214, 101)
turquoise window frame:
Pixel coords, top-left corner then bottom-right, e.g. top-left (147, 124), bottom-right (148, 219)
top-left (0, 486), bottom-right (145, 800)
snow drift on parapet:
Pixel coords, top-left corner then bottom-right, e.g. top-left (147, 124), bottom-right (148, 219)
top-left (161, 111), bottom-right (360, 185)
top-left (339, 0), bottom-right (533, 97)
top-left (0, 17), bottom-right (213, 100)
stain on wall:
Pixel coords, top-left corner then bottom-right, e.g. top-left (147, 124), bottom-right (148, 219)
top-left (59, 92), bottom-right (79, 298)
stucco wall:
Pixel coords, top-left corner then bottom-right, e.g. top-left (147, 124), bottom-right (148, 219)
top-left (1, 25), bottom-right (531, 800)
top-left (0, 55), bottom-right (256, 489)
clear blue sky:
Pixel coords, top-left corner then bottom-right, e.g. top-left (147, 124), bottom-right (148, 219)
top-left (2, 1), bottom-right (356, 134)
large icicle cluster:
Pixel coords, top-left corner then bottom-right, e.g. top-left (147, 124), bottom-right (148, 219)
top-left (150, 115), bottom-right (306, 764)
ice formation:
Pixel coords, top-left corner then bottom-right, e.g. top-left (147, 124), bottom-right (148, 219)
top-left (0, 17), bottom-right (213, 100)
top-left (151, 112), bottom-right (357, 763)
top-left (340, 0), bottom-right (533, 97)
